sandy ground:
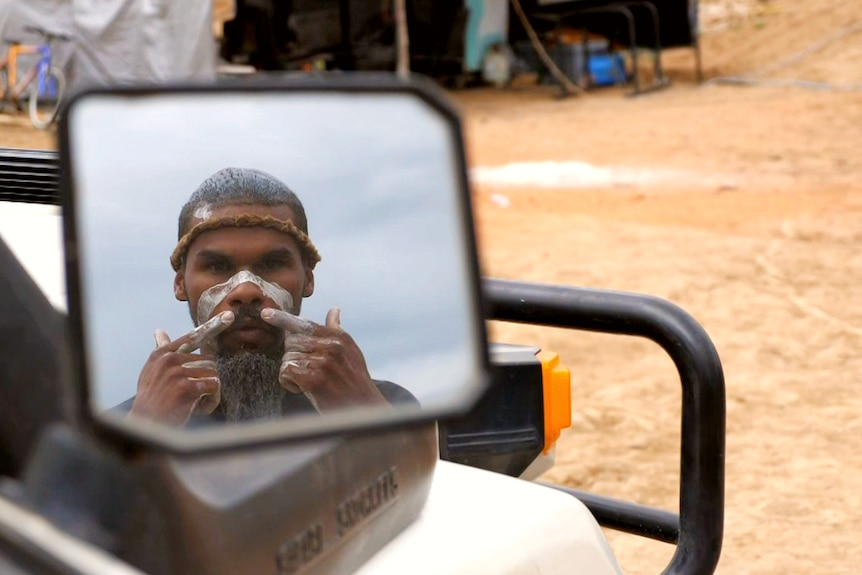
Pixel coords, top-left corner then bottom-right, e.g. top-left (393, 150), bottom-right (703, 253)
top-left (3, 1), bottom-right (862, 573)
top-left (463, 83), bottom-right (862, 575)
top-left (458, 2), bottom-right (862, 571)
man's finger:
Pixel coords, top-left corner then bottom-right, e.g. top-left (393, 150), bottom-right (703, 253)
top-left (154, 329), bottom-right (171, 348)
top-left (187, 376), bottom-right (220, 396)
top-left (277, 367), bottom-right (322, 412)
top-left (260, 308), bottom-right (317, 335)
top-left (281, 351), bottom-right (308, 366)
top-left (192, 380), bottom-right (221, 414)
top-left (173, 311), bottom-right (235, 353)
top-left (182, 366), bottom-right (219, 380)
top-left (182, 359), bottom-right (217, 371)
top-left (279, 367), bottom-right (302, 393)
top-left (281, 352), bottom-right (325, 371)
top-left (325, 307), bottom-right (342, 331)
top-left (282, 334), bottom-right (316, 353)
top-left (192, 392), bottom-right (220, 416)
top-left (279, 352), bottom-right (312, 394)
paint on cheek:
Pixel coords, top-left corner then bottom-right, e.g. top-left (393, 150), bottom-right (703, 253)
top-left (196, 270), bottom-right (294, 325)
top-left (193, 203), bottom-right (213, 220)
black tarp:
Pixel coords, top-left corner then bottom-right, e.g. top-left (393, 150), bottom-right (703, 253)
top-left (514, 0), bottom-right (698, 49)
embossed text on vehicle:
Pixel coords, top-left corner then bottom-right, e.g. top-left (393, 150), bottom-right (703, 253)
top-left (336, 466), bottom-right (399, 537)
top-left (276, 523), bottom-right (323, 574)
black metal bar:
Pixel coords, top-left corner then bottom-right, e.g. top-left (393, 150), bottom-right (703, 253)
top-left (484, 278), bottom-right (725, 575)
top-left (0, 193), bottom-right (57, 205)
top-left (0, 163), bottom-right (60, 173)
top-left (614, 1), bottom-right (670, 89)
top-left (0, 176), bottom-right (58, 186)
top-left (540, 482), bottom-right (680, 544)
top-left (0, 149), bottom-right (60, 204)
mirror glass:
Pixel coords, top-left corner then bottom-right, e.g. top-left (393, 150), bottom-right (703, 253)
top-left (64, 88), bottom-right (486, 443)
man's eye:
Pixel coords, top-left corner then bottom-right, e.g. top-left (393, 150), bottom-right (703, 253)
top-left (204, 260), bottom-right (231, 274)
top-left (259, 258), bottom-right (289, 272)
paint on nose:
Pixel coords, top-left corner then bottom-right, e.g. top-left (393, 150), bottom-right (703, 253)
top-left (196, 270), bottom-right (293, 325)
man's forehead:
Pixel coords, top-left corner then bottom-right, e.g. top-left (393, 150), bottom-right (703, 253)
top-left (189, 227), bottom-right (303, 255)
top-left (173, 201), bottom-right (320, 271)
top-left (189, 203), bottom-right (298, 228)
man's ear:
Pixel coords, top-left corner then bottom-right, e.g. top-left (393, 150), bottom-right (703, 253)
top-left (302, 267), bottom-right (314, 298)
top-left (174, 270), bottom-right (188, 301)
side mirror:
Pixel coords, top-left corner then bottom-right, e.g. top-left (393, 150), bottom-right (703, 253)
top-left (59, 75), bottom-right (491, 453)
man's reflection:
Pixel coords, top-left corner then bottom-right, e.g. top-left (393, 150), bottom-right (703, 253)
top-left (121, 167), bottom-right (416, 426)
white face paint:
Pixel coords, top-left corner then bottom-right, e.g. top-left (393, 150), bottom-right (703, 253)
top-left (193, 203), bottom-right (213, 221)
top-left (196, 270), bottom-right (294, 325)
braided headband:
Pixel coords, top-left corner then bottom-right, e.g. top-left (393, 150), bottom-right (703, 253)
top-left (170, 214), bottom-right (322, 272)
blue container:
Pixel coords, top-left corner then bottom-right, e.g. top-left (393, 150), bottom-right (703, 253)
top-left (589, 54), bottom-right (627, 86)
top-left (545, 39), bottom-right (610, 85)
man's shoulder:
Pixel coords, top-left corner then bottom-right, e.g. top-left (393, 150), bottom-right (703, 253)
top-left (111, 396), bottom-right (136, 413)
top-left (373, 380), bottom-right (420, 407)
top-left (111, 379), bottom-right (419, 423)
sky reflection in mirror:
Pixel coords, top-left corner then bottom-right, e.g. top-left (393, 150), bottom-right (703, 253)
top-left (68, 91), bottom-right (482, 432)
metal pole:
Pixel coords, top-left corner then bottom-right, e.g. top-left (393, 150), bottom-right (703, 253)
top-left (394, 0), bottom-right (410, 78)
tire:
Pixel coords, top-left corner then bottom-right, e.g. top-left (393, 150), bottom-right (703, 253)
top-left (28, 66), bottom-right (65, 130)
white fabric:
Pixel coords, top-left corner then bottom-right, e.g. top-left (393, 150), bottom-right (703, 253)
top-left (0, 0), bottom-right (215, 90)
top-left (0, 0), bottom-right (73, 74)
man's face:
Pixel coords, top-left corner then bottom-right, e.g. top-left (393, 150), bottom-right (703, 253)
top-left (174, 204), bottom-right (314, 358)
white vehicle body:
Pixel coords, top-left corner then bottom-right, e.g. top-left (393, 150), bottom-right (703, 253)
top-left (359, 460), bottom-right (622, 575)
top-left (0, 202), bottom-right (66, 312)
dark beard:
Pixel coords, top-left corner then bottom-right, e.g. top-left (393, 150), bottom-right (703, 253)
top-left (216, 353), bottom-right (284, 423)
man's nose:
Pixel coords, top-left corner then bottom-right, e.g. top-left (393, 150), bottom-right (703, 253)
top-left (226, 281), bottom-right (266, 308)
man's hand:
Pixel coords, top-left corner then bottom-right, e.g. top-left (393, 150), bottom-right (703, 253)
top-left (129, 311), bottom-right (235, 426)
top-left (260, 307), bottom-right (388, 412)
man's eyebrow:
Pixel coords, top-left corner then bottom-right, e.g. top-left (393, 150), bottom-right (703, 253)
top-left (260, 248), bottom-right (298, 260)
top-left (193, 249), bottom-right (232, 262)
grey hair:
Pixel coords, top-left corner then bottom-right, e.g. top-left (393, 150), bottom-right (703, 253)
top-left (178, 167), bottom-right (310, 239)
